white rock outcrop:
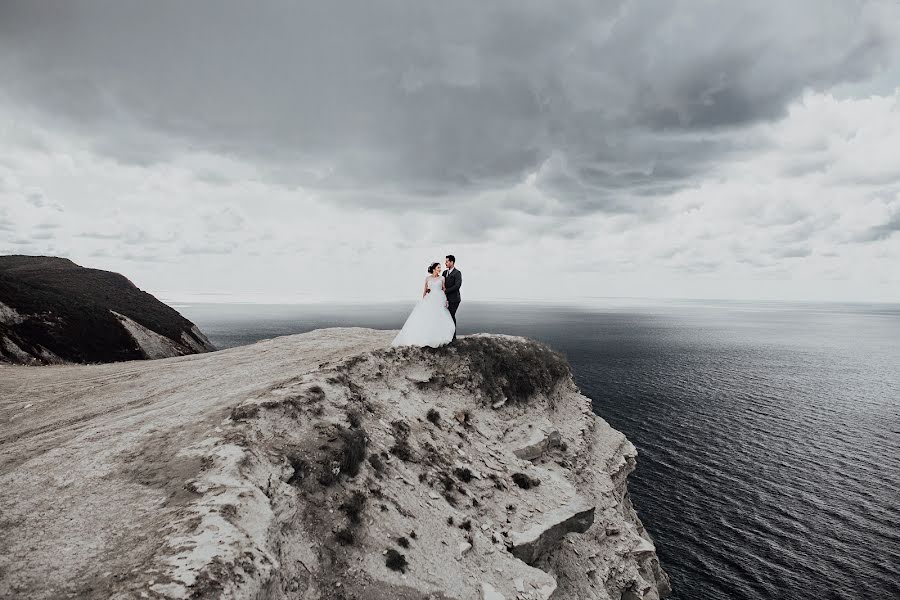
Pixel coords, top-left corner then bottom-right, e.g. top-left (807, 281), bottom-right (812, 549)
top-left (0, 328), bottom-right (669, 600)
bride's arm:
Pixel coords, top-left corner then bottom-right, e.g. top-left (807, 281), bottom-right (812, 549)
top-left (423, 277), bottom-right (429, 298)
top-left (441, 276), bottom-right (446, 292)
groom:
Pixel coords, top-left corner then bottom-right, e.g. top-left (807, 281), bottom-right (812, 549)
top-left (442, 255), bottom-right (462, 341)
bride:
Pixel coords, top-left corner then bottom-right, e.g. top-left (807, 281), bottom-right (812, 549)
top-left (391, 262), bottom-right (456, 347)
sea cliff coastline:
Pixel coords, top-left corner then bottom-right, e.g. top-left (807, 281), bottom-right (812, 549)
top-left (0, 328), bottom-right (668, 599)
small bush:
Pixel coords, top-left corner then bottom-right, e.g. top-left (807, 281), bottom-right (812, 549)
top-left (453, 467), bottom-right (473, 483)
top-left (314, 425), bottom-right (369, 486)
top-left (454, 337), bottom-right (570, 405)
top-left (287, 456), bottom-right (309, 486)
top-left (347, 409), bottom-right (363, 428)
top-left (426, 408), bottom-right (441, 427)
top-left (335, 527), bottom-right (355, 546)
top-left (511, 472), bottom-right (541, 489)
top-left (340, 428), bottom-right (368, 477)
top-left (339, 491), bottom-right (367, 524)
top-left (367, 453), bottom-right (385, 476)
top-left (458, 519), bottom-right (472, 531)
top-left (230, 404), bottom-right (259, 421)
top-left (385, 549), bottom-right (407, 573)
top-left (389, 420), bottom-right (414, 462)
top-left (397, 536), bottom-right (410, 549)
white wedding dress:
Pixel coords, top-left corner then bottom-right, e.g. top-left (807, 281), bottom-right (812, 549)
top-left (391, 276), bottom-right (456, 347)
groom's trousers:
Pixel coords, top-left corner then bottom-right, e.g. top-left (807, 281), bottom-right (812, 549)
top-left (448, 301), bottom-right (460, 340)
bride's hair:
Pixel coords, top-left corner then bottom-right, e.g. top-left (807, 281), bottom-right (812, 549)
top-left (427, 262), bottom-right (440, 274)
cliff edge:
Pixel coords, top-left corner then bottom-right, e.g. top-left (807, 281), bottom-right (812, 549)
top-left (0, 328), bottom-right (669, 600)
top-left (0, 255), bottom-right (214, 364)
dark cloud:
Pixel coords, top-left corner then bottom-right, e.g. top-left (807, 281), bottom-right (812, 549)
top-left (1, 0), bottom-right (895, 219)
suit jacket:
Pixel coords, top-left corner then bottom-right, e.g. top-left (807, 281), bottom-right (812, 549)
top-left (442, 268), bottom-right (462, 304)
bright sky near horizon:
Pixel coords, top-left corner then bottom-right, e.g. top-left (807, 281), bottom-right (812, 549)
top-left (2, 1), bottom-right (900, 303)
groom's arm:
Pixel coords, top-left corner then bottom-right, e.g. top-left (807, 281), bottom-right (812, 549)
top-left (445, 271), bottom-right (461, 295)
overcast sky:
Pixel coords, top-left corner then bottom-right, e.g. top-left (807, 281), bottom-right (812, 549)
top-left (1, 1), bottom-right (899, 303)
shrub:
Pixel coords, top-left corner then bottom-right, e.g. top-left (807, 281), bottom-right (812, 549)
top-left (389, 420), bottom-right (414, 462)
top-left (314, 425), bottom-right (369, 486)
top-left (339, 491), bottom-right (367, 524)
top-left (367, 453), bottom-right (385, 477)
top-left (347, 409), bottom-right (363, 428)
top-left (511, 472), bottom-right (541, 489)
top-left (339, 428), bottom-right (367, 477)
top-left (426, 408), bottom-right (441, 427)
top-left (287, 456), bottom-right (309, 486)
top-left (453, 337), bottom-right (570, 405)
top-left (230, 404), bottom-right (259, 421)
top-left (453, 467), bottom-right (473, 483)
top-left (385, 549), bottom-right (407, 573)
top-left (335, 527), bottom-right (355, 546)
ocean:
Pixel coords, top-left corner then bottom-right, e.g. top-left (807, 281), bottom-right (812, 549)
top-left (177, 299), bottom-right (900, 600)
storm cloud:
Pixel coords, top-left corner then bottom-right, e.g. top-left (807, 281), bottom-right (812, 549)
top-left (1, 1), bottom-right (899, 301)
top-left (2, 1), bottom-right (896, 203)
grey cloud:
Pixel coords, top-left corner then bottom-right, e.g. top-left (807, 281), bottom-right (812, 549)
top-left (771, 245), bottom-right (812, 259)
top-left (1, 0), bottom-right (896, 225)
top-left (180, 243), bottom-right (239, 255)
top-left (853, 212), bottom-right (900, 242)
top-left (78, 232), bottom-right (123, 240)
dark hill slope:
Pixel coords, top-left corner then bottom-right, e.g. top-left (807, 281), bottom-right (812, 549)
top-left (0, 255), bottom-right (214, 364)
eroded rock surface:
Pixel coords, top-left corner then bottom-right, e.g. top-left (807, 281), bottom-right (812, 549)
top-left (0, 328), bottom-right (669, 599)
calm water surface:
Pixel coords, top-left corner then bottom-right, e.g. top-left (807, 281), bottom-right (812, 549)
top-left (178, 300), bottom-right (900, 600)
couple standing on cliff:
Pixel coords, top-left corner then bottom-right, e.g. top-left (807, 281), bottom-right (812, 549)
top-left (391, 255), bottom-right (462, 348)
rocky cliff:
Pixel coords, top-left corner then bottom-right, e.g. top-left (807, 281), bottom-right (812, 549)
top-left (0, 328), bottom-right (669, 600)
top-left (0, 255), bottom-right (214, 364)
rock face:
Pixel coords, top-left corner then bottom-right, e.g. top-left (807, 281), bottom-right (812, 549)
top-left (0, 255), bottom-right (214, 364)
top-left (0, 328), bottom-right (670, 600)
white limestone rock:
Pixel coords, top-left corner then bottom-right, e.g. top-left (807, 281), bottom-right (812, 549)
top-left (0, 328), bottom-right (668, 600)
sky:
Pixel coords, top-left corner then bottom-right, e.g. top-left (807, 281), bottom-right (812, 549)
top-left (1, 1), bottom-right (899, 303)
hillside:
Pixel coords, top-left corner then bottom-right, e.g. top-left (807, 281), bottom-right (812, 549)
top-left (0, 255), bottom-right (214, 363)
top-left (0, 329), bottom-right (669, 600)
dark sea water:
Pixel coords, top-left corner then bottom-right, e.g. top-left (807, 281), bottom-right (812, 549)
top-left (177, 300), bottom-right (900, 600)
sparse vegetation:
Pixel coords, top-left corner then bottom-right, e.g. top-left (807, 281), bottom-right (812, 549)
top-left (367, 453), bottom-right (385, 477)
top-left (287, 455), bottom-right (310, 485)
top-left (300, 424), bottom-right (369, 486)
top-left (347, 409), bottom-right (363, 428)
top-left (453, 467), bottom-right (473, 483)
top-left (335, 527), bottom-right (355, 546)
top-left (452, 337), bottom-right (571, 405)
top-left (511, 472), bottom-right (541, 489)
top-left (339, 491), bottom-right (367, 524)
top-left (385, 549), bottom-right (407, 573)
top-left (426, 408), bottom-right (441, 427)
top-left (389, 420), bottom-right (414, 462)
top-left (339, 428), bottom-right (367, 477)
top-left (397, 536), bottom-right (410, 549)
top-left (230, 404), bottom-right (259, 421)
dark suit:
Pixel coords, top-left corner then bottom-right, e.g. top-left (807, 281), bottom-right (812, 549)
top-left (442, 268), bottom-right (462, 339)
